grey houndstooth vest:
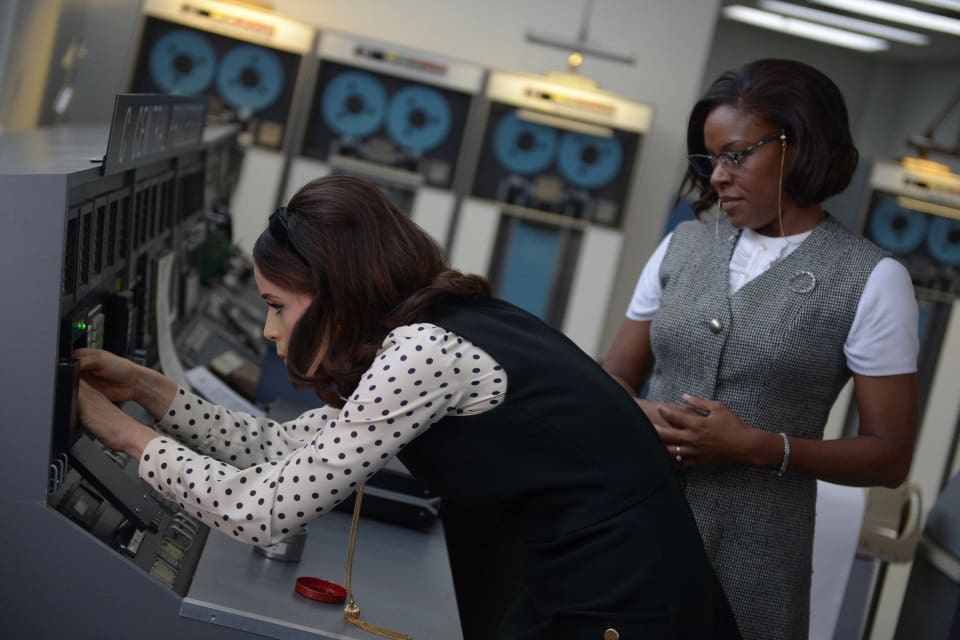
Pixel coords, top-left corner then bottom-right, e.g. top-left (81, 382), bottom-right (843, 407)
top-left (648, 214), bottom-right (887, 640)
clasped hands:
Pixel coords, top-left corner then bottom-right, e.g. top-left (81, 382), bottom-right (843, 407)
top-left (637, 394), bottom-right (752, 468)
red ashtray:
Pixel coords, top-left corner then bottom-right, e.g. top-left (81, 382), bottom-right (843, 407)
top-left (295, 576), bottom-right (347, 603)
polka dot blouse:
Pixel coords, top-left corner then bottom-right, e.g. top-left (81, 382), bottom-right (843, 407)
top-left (138, 323), bottom-right (507, 545)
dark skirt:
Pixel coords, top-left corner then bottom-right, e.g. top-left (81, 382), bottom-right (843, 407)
top-left (493, 484), bottom-right (742, 640)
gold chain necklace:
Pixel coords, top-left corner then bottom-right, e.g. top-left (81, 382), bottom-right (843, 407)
top-left (343, 484), bottom-right (412, 640)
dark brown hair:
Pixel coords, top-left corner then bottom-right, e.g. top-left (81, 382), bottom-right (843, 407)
top-left (253, 175), bottom-right (491, 407)
top-left (680, 58), bottom-right (859, 214)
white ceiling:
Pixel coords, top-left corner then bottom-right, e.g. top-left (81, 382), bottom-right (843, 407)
top-left (721, 0), bottom-right (960, 62)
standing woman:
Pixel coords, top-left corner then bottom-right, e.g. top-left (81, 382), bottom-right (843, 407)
top-left (76, 175), bottom-right (740, 639)
top-left (603, 59), bottom-right (919, 640)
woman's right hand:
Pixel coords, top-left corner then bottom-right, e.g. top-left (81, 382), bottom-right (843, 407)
top-left (78, 379), bottom-right (159, 458)
top-left (73, 348), bottom-right (143, 404)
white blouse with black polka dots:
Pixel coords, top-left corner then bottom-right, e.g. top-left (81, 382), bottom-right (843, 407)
top-left (138, 322), bottom-right (507, 545)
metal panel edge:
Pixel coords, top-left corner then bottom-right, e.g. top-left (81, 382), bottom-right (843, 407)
top-left (485, 70), bottom-right (653, 132)
top-left (317, 31), bottom-right (484, 93)
top-left (142, 0), bottom-right (315, 54)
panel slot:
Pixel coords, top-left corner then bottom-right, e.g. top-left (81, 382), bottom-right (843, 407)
top-left (93, 199), bottom-right (106, 276)
top-left (148, 183), bottom-right (158, 241)
top-left (62, 213), bottom-right (79, 296)
top-left (106, 198), bottom-right (118, 268)
top-left (79, 205), bottom-right (93, 286)
top-left (118, 194), bottom-right (131, 259)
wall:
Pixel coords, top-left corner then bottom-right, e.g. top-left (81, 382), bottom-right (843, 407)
top-left (0, 0), bottom-right (143, 131)
top-left (0, 0), bottom-right (63, 131)
top-left (43, 0), bottom-right (143, 125)
top-left (0, 1), bottom-right (21, 121)
top-left (888, 59), bottom-right (960, 171)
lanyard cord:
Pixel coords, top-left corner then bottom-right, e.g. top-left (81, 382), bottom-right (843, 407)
top-left (343, 484), bottom-right (413, 640)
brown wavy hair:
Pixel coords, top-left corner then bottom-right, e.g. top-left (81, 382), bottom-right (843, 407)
top-left (679, 58), bottom-right (859, 215)
top-left (252, 175), bottom-right (491, 407)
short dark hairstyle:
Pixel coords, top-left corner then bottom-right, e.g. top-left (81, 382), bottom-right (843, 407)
top-left (681, 58), bottom-right (859, 214)
top-left (253, 175), bottom-right (490, 407)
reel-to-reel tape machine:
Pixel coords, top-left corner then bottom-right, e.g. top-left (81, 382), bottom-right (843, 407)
top-left (303, 60), bottom-right (467, 189)
top-left (472, 100), bottom-right (640, 227)
top-left (285, 32), bottom-right (484, 247)
top-left (449, 70), bottom-right (653, 357)
top-left (131, 1), bottom-right (312, 151)
top-left (130, 0), bottom-right (316, 255)
top-left (865, 161), bottom-right (960, 292)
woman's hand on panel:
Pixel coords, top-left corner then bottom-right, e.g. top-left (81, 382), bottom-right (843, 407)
top-left (73, 348), bottom-right (142, 404)
top-left (73, 347), bottom-right (177, 420)
top-left (77, 379), bottom-right (158, 458)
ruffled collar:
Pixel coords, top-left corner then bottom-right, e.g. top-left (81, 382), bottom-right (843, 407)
top-left (728, 227), bottom-right (813, 293)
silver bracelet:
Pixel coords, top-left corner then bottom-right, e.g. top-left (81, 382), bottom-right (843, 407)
top-left (777, 432), bottom-right (790, 477)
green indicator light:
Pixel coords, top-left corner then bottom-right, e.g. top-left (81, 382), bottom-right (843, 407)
top-left (74, 321), bottom-right (87, 331)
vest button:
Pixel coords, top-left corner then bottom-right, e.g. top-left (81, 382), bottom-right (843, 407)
top-left (709, 318), bottom-right (724, 334)
top-left (604, 629), bottom-right (620, 640)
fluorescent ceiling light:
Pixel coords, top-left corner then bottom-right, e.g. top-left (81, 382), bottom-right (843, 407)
top-left (910, 0), bottom-right (960, 12)
top-left (759, 0), bottom-right (930, 45)
top-left (811, 0), bottom-right (960, 36)
top-left (722, 5), bottom-right (890, 51)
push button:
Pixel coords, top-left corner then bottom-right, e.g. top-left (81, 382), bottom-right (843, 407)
top-left (709, 318), bottom-right (723, 334)
top-left (604, 629), bottom-right (620, 640)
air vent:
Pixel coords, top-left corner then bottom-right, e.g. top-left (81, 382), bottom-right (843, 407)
top-left (62, 214), bottom-right (79, 295)
top-left (106, 198), bottom-right (118, 268)
top-left (118, 195), bottom-right (130, 259)
top-left (93, 200), bottom-right (105, 276)
top-left (79, 208), bottom-right (92, 286)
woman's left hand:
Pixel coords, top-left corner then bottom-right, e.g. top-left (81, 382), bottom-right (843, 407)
top-left (653, 394), bottom-right (755, 468)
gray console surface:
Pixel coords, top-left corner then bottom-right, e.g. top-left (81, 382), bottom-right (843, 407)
top-left (183, 511), bottom-right (463, 639)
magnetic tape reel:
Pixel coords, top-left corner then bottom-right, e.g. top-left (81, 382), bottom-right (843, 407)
top-left (926, 216), bottom-right (960, 267)
top-left (868, 197), bottom-right (928, 254)
top-left (148, 29), bottom-right (216, 95)
top-left (215, 44), bottom-right (285, 112)
top-left (386, 85), bottom-right (452, 153)
top-left (320, 70), bottom-right (388, 139)
top-left (556, 132), bottom-right (623, 190)
top-left (492, 112), bottom-right (558, 175)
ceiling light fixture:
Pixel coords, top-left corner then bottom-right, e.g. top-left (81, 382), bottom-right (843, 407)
top-left (722, 5), bottom-right (890, 51)
top-left (909, 0), bottom-right (960, 13)
top-left (759, 0), bottom-right (930, 45)
top-left (811, 0), bottom-right (960, 37)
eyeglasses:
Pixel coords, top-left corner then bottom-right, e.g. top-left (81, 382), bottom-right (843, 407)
top-left (687, 129), bottom-right (786, 178)
top-left (268, 207), bottom-right (310, 265)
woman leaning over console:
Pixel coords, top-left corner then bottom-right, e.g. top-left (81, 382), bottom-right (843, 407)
top-left (76, 174), bottom-right (741, 639)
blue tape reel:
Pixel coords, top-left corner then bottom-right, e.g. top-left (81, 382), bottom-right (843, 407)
top-left (557, 132), bottom-right (623, 189)
top-left (148, 29), bottom-right (216, 95)
top-left (386, 85), bottom-right (452, 152)
top-left (926, 215), bottom-right (960, 267)
top-left (216, 44), bottom-right (284, 112)
top-left (492, 112), bottom-right (558, 175)
top-left (321, 71), bottom-right (388, 138)
top-left (869, 197), bottom-right (928, 254)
